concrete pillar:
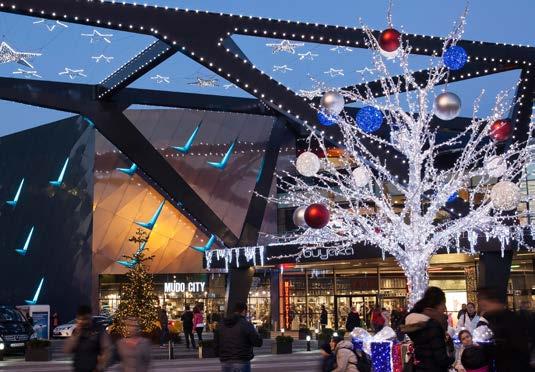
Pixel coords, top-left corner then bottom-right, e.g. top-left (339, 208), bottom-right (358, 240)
top-left (478, 250), bottom-right (513, 303)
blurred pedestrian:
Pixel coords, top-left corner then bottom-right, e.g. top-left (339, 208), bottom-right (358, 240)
top-left (381, 307), bottom-right (391, 327)
top-left (64, 305), bottom-right (111, 372)
top-left (391, 307), bottom-right (407, 341)
top-left (401, 287), bottom-right (454, 372)
top-left (458, 304), bottom-right (467, 320)
top-left (51, 312), bottom-right (60, 338)
top-left (455, 329), bottom-right (490, 372)
top-left (330, 335), bottom-right (358, 372)
top-left (476, 287), bottom-right (530, 372)
top-left (320, 305), bottom-right (328, 330)
top-left (319, 339), bottom-right (335, 372)
top-left (117, 317), bottom-right (151, 372)
top-left (193, 305), bottom-right (205, 344)
top-left (214, 302), bottom-right (262, 372)
top-left (181, 305), bottom-right (195, 349)
top-left (456, 302), bottom-right (480, 333)
top-left (371, 305), bottom-right (385, 333)
top-left (345, 307), bottom-right (361, 333)
top-left (158, 307), bottom-right (169, 347)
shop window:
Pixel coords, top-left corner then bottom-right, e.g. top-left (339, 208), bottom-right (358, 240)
top-left (248, 275), bottom-right (271, 328)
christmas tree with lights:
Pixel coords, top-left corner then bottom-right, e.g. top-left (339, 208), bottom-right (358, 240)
top-left (112, 229), bottom-right (159, 336)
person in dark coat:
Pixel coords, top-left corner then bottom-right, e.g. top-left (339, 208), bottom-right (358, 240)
top-left (345, 307), bottom-right (362, 332)
top-left (158, 307), bottom-right (169, 347)
top-left (320, 305), bottom-right (328, 330)
top-left (401, 287), bottom-right (454, 372)
top-left (214, 302), bottom-right (263, 372)
top-left (181, 305), bottom-right (195, 349)
top-left (476, 287), bottom-right (531, 372)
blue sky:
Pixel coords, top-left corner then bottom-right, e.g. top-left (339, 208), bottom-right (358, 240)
top-left (0, 0), bottom-right (534, 136)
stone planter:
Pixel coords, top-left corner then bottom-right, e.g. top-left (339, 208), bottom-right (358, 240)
top-left (25, 346), bottom-right (52, 362)
top-left (272, 341), bottom-right (292, 354)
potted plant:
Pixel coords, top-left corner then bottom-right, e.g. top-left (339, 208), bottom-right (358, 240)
top-left (272, 335), bottom-right (293, 354)
top-left (25, 339), bottom-right (52, 362)
top-left (298, 326), bottom-right (311, 340)
top-left (198, 340), bottom-right (217, 359)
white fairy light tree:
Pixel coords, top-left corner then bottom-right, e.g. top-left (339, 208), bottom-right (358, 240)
top-left (271, 9), bottom-right (534, 307)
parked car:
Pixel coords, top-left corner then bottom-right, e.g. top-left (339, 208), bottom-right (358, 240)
top-left (0, 305), bottom-right (34, 354)
top-left (53, 316), bottom-right (112, 338)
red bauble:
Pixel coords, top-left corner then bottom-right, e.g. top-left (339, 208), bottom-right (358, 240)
top-left (379, 28), bottom-right (401, 52)
top-left (304, 203), bottom-right (330, 229)
top-left (489, 119), bottom-right (513, 142)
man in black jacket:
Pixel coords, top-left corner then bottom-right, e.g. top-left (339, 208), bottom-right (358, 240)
top-left (181, 305), bottom-right (195, 349)
top-left (214, 302), bottom-right (263, 372)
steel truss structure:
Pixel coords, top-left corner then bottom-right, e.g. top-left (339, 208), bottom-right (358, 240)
top-left (0, 0), bottom-right (534, 256)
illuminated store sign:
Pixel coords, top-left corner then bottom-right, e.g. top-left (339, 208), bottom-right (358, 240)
top-left (164, 281), bottom-right (206, 293)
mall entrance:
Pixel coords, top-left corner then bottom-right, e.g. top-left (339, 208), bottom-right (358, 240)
top-left (334, 295), bottom-right (377, 330)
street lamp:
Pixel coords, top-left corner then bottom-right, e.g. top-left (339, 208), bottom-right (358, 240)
top-left (306, 335), bottom-right (311, 351)
top-left (281, 328), bottom-right (285, 336)
top-left (314, 328), bottom-right (319, 340)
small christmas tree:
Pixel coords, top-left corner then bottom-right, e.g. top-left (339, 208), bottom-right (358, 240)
top-left (112, 229), bottom-right (159, 336)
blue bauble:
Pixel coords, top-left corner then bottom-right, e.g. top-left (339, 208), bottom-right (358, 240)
top-left (317, 110), bottom-right (338, 126)
top-left (356, 106), bottom-right (383, 133)
top-left (447, 192), bottom-right (458, 204)
top-left (443, 46), bottom-right (467, 71)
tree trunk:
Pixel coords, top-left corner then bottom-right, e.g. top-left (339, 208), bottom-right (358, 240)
top-left (403, 261), bottom-right (430, 309)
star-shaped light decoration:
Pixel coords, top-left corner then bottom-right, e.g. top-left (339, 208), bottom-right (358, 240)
top-left (330, 46), bottom-right (353, 54)
top-left (265, 40), bottom-right (304, 54)
top-left (324, 68), bottom-right (344, 77)
top-left (297, 51), bottom-right (319, 61)
top-left (91, 54), bottom-right (114, 63)
top-left (189, 77), bottom-right (219, 87)
top-left (150, 74), bottom-right (170, 84)
top-left (58, 68), bottom-right (87, 80)
top-left (33, 19), bottom-right (68, 32)
top-left (81, 30), bottom-right (113, 44)
top-left (273, 65), bottom-right (293, 73)
top-left (12, 68), bottom-right (42, 78)
top-left (356, 67), bottom-right (377, 75)
top-left (0, 42), bottom-right (42, 69)
top-left (223, 83), bottom-right (238, 90)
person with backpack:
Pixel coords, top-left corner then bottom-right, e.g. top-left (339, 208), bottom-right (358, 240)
top-left (330, 335), bottom-right (359, 372)
top-left (64, 305), bottom-right (112, 372)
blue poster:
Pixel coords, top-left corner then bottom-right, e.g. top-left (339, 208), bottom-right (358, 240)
top-left (32, 311), bottom-right (49, 339)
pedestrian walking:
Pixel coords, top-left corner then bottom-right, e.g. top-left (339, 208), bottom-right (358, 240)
top-left (320, 305), bottom-right (328, 330)
top-left (345, 307), bottom-right (362, 332)
top-left (371, 305), bottom-right (385, 333)
top-left (116, 317), bottom-right (151, 372)
top-left (214, 302), bottom-right (262, 372)
top-left (476, 287), bottom-right (531, 372)
top-left (401, 287), bottom-right (455, 372)
top-left (193, 305), bottom-right (205, 344)
top-left (158, 307), bottom-right (169, 347)
top-left (456, 302), bottom-right (480, 333)
top-left (181, 305), bottom-right (195, 349)
top-left (64, 305), bottom-right (111, 372)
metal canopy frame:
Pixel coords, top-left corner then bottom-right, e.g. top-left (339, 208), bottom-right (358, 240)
top-left (0, 1), bottom-right (533, 248)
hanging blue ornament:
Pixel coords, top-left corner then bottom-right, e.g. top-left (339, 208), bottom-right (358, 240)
top-left (356, 106), bottom-right (383, 133)
top-left (443, 46), bottom-right (468, 70)
top-left (317, 110), bottom-right (338, 126)
top-left (447, 192), bottom-right (458, 204)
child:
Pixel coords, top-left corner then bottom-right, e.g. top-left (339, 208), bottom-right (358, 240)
top-left (455, 330), bottom-right (489, 372)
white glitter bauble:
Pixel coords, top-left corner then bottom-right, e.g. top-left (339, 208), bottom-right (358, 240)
top-left (292, 206), bottom-right (308, 227)
top-left (320, 91), bottom-right (345, 116)
top-left (352, 166), bottom-right (371, 187)
top-left (296, 151), bottom-right (321, 177)
top-left (484, 155), bottom-right (507, 178)
top-left (434, 92), bottom-right (461, 121)
top-left (490, 181), bottom-right (520, 211)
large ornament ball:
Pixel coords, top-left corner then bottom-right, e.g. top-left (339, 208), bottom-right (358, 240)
top-left (317, 110), bottom-right (338, 126)
top-left (304, 203), bottom-right (330, 229)
top-left (295, 151), bottom-right (321, 177)
top-left (443, 46), bottom-right (468, 70)
top-left (490, 181), bottom-right (520, 211)
top-left (379, 28), bottom-right (401, 52)
top-left (292, 206), bottom-right (308, 227)
top-left (320, 91), bottom-right (345, 116)
top-left (489, 119), bottom-right (513, 142)
top-left (434, 92), bottom-right (461, 121)
top-left (356, 106), bottom-right (383, 133)
top-left (484, 155), bottom-right (507, 178)
top-left (352, 166), bottom-right (371, 187)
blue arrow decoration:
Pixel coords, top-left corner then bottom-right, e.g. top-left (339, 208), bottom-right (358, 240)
top-left (49, 157), bottom-right (69, 187)
top-left (172, 121), bottom-right (202, 154)
top-left (15, 226), bottom-right (34, 256)
top-left (6, 178), bottom-right (24, 207)
top-left (135, 200), bottom-right (165, 230)
top-left (83, 117), bottom-right (95, 128)
top-left (116, 162), bottom-right (138, 176)
top-left (25, 277), bottom-right (44, 305)
top-left (256, 156), bottom-right (265, 183)
top-left (190, 234), bottom-right (216, 253)
top-left (207, 140), bottom-right (236, 170)
top-left (116, 242), bottom-right (147, 268)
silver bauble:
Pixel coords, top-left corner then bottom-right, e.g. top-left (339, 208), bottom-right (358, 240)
top-left (490, 181), bottom-right (520, 211)
top-left (434, 92), bottom-right (461, 121)
top-left (320, 91), bottom-right (345, 116)
top-left (484, 155), bottom-right (507, 178)
top-left (352, 166), bottom-right (371, 187)
top-left (379, 48), bottom-right (398, 60)
top-left (295, 151), bottom-right (321, 177)
top-left (292, 206), bottom-right (308, 227)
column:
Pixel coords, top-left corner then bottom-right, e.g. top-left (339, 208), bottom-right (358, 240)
top-left (270, 270), bottom-right (280, 331)
top-left (478, 251), bottom-right (513, 303)
top-left (225, 267), bottom-right (254, 317)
